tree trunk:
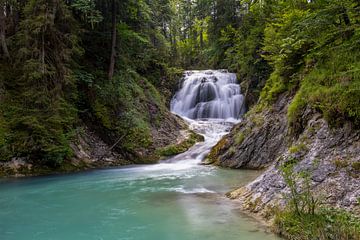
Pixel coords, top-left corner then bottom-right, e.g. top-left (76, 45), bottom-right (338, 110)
top-left (108, 0), bottom-right (116, 80)
top-left (200, 29), bottom-right (204, 49)
top-left (0, 4), bottom-right (10, 59)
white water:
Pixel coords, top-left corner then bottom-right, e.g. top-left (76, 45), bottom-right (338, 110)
top-left (171, 70), bottom-right (245, 120)
top-left (168, 70), bottom-right (245, 167)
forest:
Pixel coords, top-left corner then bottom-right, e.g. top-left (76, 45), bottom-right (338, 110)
top-left (0, 0), bottom-right (359, 167)
top-left (0, 0), bottom-right (360, 239)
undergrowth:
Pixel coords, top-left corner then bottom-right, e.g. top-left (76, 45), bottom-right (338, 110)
top-left (274, 159), bottom-right (360, 240)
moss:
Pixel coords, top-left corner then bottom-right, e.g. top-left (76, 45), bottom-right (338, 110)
top-left (252, 115), bottom-right (265, 127)
top-left (289, 142), bottom-right (308, 154)
top-left (333, 158), bottom-right (349, 169)
top-left (351, 162), bottom-right (360, 171)
top-left (89, 69), bottom-right (167, 154)
top-left (227, 147), bottom-right (236, 156)
top-left (287, 91), bottom-right (307, 130)
top-left (286, 43), bottom-right (360, 130)
top-left (260, 70), bottom-right (288, 103)
top-left (93, 100), bottom-right (112, 129)
top-left (157, 131), bottom-right (204, 157)
top-left (234, 132), bottom-right (245, 145)
top-left (206, 137), bottom-right (228, 165)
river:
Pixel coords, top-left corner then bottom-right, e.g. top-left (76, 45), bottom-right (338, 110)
top-left (0, 70), bottom-right (280, 240)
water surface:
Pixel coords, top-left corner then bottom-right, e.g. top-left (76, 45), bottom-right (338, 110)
top-left (0, 120), bottom-right (280, 240)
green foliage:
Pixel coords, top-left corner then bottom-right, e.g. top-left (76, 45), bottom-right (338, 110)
top-left (274, 207), bottom-right (360, 240)
top-left (290, 43), bottom-right (360, 127)
top-left (333, 158), bottom-right (349, 169)
top-left (289, 143), bottom-right (308, 154)
top-left (256, 0), bottom-right (360, 129)
top-left (351, 161), bottom-right (360, 171)
top-left (87, 69), bottom-right (168, 153)
top-left (276, 159), bottom-right (360, 239)
top-left (279, 159), bottom-right (319, 216)
top-left (0, 0), bottom-right (185, 166)
top-left (220, 4), bottom-right (271, 102)
top-left (1, 0), bottom-right (359, 170)
top-left (260, 70), bottom-right (288, 103)
top-left (0, 0), bottom-right (82, 166)
top-left (71, 0), bottom-right (103, 28)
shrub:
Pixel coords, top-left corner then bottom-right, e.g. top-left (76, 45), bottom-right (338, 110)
top-left (274, 159), bottom-right (360, 240)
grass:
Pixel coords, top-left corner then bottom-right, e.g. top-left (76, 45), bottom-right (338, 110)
top-left (287, 42), bottom-right (360, 130)
top-left (274, 208), bottom-right (360, 240)
top-left (289, 142), bottom-right (308, 154)
top-left (275, 159), bottom-right (360, 240)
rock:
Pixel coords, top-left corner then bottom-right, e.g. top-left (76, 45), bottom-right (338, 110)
top-left (209, 93), bottom-right (290, 169)
top-left (213, 93), bottom-right (360, 219)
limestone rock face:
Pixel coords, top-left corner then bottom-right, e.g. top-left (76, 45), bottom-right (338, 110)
top-left (212, 94), bottom-right (360, 218)
top-left (208, 94), bottom-right (290, 169)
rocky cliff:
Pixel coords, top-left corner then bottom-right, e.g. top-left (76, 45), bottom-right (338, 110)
top-left (209, 94), bottom-right (360, 219)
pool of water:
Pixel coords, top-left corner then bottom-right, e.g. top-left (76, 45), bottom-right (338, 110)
top-left (0, 119), bottom-right (280, 240)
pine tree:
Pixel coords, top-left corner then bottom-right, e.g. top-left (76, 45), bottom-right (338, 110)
top-left (5, 0), bottom-right (82, 165)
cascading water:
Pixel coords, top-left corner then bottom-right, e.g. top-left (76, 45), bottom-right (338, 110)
top-left (171, 70), bottom-right (245, 120)
top-left (165, 69), bottom-right (245, 167)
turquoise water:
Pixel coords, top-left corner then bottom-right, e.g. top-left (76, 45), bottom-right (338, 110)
top-left (0, 120), bottom-right (281, 240)
top-left (0, 165), bottom-right (280, 240)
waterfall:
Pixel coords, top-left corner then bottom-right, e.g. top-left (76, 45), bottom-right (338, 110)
top-left (170, 70), bottom-right (245, 120)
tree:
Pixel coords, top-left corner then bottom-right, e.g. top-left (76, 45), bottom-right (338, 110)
top-left (4, 0), bottom-right (81, 165)
top-left (0, 0), bottom-right (10, 58)
top-left (108, 0), bottom-right (116, 79)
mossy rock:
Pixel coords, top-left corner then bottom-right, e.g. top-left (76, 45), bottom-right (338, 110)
top-left (205, 137), bottom-right (228, 165)
top-left (156, 131), bottom-right (204, 157)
